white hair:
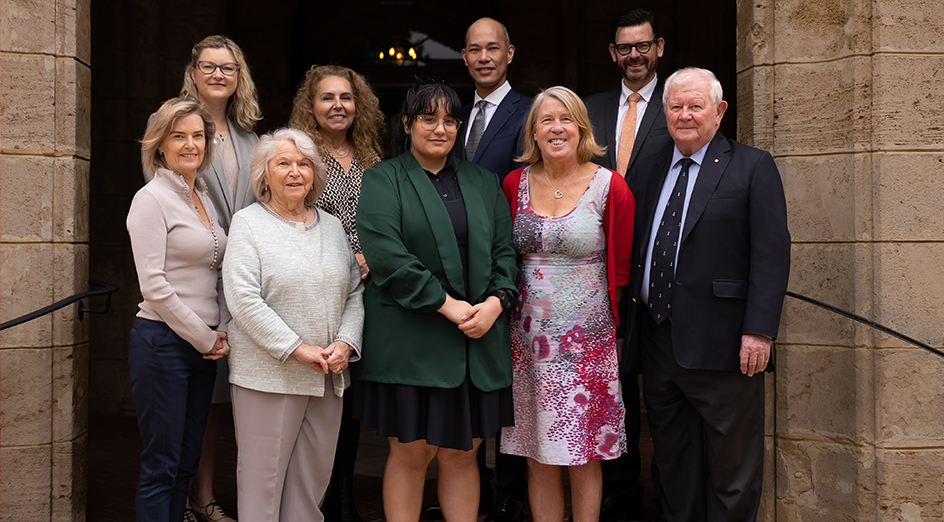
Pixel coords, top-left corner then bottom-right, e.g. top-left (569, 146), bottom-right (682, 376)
top-left (250, 127), bottom-right (326, 207)
top-left (663, 67), bottom-right (724, 107)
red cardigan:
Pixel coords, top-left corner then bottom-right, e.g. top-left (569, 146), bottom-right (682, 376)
top-left (502, 165), bottom-right (635, 325)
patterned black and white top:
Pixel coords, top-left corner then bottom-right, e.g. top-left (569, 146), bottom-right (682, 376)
top-left (316, 152), bottom-right (377, 254)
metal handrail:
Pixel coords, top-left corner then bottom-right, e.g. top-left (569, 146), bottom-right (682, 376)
top-left (0, 281), bottom-right (119, 330)
top-left (786, 291), bottom-right (944, 358)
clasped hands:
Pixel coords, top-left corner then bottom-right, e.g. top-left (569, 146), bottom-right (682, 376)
top-left (438, 294), bottom-right (504, 339)
top-left (292, 340), bottom-right (353, 374)
top-left (204, 331), bottom-right (230, 360)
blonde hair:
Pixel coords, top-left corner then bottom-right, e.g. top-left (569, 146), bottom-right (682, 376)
top-left (516, 86), bottom-right (606, 165)
top-left (250, 128), bottom-right (327, 208)
top-left (288, 65), bottom-right (385, 169)
top-left (180, 35), bottom-right (262, 132)
top-left (141, 98), bottom-right (216, 176)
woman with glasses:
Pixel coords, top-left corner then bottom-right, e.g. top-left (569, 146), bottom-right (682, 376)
top-left (287, 64), bottom-right (385, 522)
top-left (354, 81), bottom-right (518, 522)
top-left (142, 35), bottom-right (261, 522)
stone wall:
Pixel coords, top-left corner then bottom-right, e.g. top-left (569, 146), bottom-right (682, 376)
top-left (738, 0), bottom-right (944, 519)
top-left (0, 0), bottom-right (92, 520)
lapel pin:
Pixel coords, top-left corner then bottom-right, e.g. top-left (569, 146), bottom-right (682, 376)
top-left (714, 159), bottom-right (719, 163)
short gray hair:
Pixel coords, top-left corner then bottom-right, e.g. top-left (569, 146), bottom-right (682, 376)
top-left (663, 67), bottom-right (724, 107)
top-left (250, 128), bottom-right (326, 208)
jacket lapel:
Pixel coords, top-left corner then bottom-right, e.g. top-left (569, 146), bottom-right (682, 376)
top-left (472, 90), bottom-right (520, 164)
top-left (402, 153), bottom-right (467, 296)
top-left (231, 123), bottom-right (257, 209)
top-left (681, 133), bottom-right (731, 243)
top-left (627, 81), bottom-right (664, 173)
top-left (456, 160), bottom-right (490, 297)
top-left (638, 151), bottom-right (674, 261)
top-left (603, 89), bottom-right (620, 170)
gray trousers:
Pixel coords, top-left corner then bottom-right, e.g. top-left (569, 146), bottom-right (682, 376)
top-left (231, 385), bottom-right (343, 522)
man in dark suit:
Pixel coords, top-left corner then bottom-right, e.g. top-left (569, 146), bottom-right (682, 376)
top-left (629, 67), bottom-right (790, 521)
top-left (453, 17), bottom-right (530, 181)
top-left (584, 9), bottom-right (673, 520)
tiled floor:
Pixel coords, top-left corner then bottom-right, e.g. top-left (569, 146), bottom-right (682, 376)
top-left (88, 409), bottom-right (658, 521)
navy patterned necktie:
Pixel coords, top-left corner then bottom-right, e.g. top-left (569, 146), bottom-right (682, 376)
top-left (648, 158), bottom-right (695, 324)
top-left (465, 100), bottom-right (488, 161)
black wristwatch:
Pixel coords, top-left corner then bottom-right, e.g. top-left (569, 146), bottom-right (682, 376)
top-left (489, 290), bottom-right (513, 310)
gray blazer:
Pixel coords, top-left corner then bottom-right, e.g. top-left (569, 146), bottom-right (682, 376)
top-left (143, 116), bottom-right (258, 233)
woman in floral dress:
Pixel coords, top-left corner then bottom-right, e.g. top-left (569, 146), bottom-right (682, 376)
top-left (500, 86), bottom-right (635, 522)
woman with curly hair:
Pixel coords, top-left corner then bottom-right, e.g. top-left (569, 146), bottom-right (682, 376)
top-left (288, 65), bottom-right (385, 522)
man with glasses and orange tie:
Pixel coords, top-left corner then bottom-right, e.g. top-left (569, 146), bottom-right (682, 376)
top-left (585, 8), bottom-right (673, 522)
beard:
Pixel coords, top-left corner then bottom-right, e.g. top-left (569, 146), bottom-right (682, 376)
top-left (620, 59), bottom-right (655, 84)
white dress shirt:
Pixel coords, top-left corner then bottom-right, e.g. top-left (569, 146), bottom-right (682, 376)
top-left (464, 80), bottom-right (513, 144)
top-left (615, 75), bottom-right (658, 146)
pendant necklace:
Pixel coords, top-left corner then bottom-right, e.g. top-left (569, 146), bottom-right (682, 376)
top-left (543, 164), bottom-right (579, 199)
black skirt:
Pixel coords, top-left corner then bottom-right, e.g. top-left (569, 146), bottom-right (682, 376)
top-left (352, 359), bottom-right (514, 451)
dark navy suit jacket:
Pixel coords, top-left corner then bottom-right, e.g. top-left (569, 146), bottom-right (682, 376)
top-left (452, 88), bottom-right (531, 181)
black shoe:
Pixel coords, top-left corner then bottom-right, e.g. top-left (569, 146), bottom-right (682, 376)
top-left (599, 495), bottom-right (643, 522)
top-left (322, 478), bottom-right (362, 522)
top-left (479, 481), bottom-right (494, 514)
top-left (485, 495), bottom-right (523, 522)
top-left (420, 504), bottom-right (443, 521)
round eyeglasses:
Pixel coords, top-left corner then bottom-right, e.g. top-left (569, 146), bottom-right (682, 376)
top-left (417, 115), bottom-right (461, 133)
top-left (613, 40), bottom-right (657, 56)
top-left (196, 60), bottom-right (240, 76)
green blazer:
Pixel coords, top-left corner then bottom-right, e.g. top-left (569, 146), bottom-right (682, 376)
top-left (355, 151), bottom-right (518, 391)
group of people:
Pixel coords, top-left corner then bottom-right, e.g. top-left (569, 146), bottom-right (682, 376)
top-left (126, 8), bottom-right (790, 522)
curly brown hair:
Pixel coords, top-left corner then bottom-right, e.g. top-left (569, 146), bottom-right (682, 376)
top-left (289, 65), bottom-right (385, 168)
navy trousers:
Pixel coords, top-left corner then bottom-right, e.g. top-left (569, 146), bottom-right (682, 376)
top-left (128, 318), bottom-right (217, 522)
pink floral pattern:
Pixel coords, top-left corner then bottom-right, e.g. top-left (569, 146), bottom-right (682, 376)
top-left (500, 166), bottom-right (626, 466)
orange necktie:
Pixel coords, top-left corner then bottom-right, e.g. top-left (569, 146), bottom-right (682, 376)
top-left (616, 92), bottom-right (643, 176)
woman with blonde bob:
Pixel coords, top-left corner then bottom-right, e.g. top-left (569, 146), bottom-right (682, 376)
top-left (142, 35), bottom-right (262, 521)
top-left (129, 97), bottom-right (230, 522)
top-left (499, 86), bottom-right (636, 522)
top-left (288, 64), bottom-right (385, 522)
top-left (223, 128), bottom-right (364, 522)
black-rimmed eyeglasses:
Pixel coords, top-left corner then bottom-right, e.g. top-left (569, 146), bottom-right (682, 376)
top-left (196, 60), bottom-right (240, 76)
top-left (613, 40), bottom-right (657, 55)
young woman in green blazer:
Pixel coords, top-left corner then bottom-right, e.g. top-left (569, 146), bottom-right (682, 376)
top-left (355, 81), bottom-right (518, 522)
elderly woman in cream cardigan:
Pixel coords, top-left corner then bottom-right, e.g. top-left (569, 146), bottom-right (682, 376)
top-left (222, 127), bottom-right (364, 522)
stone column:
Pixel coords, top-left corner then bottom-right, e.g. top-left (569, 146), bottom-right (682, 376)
top-left (1, 0), bottom-right (91, 520)
top-left (738, 0), bottom-right (944, 519)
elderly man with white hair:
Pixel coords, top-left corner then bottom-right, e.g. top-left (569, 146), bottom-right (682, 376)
top-left (625, 67), bottom-right (790, 521)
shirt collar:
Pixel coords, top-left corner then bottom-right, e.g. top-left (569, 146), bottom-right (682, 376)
top-left (473, 80), bottom-right (512, 108)
top-left (619, 74), bottom-right (658, 106)
top-left (671, 134), bottom-right (714, 168)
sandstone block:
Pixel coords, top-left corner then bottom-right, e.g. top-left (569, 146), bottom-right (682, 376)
top-left (775, 439), bottom-right (875, 521)
top-left (0, 348), bottom-right (53, 445)
top-left (0, 0), bottom-right (55, 53)
top-left (875, 349), bottom-right (944, 445)
top-left (0, 155), bottom-right (55, 242)
top-left (771, 0), bottom-right (871, 63)
top-left (55, 57), bottom-right (92, 158)
top-left (775, 344), bottom-right (873, 442)
top-left (54, 157), bottom-right (90, 243)
top-left (872, 55), bottom-right (944, 150)
top-left (873, 0), bottom-right (944, 53)
top-left (772, 57), bottom-right (872, 156)
top-left (52, 434), bottom-right (87, 522)
top-left (736, 0), bottom-right (774, 71)
top-left (779, 154), bottom-right (862, 243)
top-left (872, 152), bottom-right (944, 241)
top-left (0, 445), bottom-right (52, 522)
top-left (53, 343), bottom-right (89, 442)
top-left (52, 243), bottom-right (90, 347)
top-left (876, 448), bottom-right (944, 521)
top-left (779, 243), bottom-right (861, 346)
top-left (0, 244), bottom-right (55, 348)
top-left (0, 53), bottom-right (57, 155)
top-left (55, 0), bottom-right (91, 63)
top-left (872, 242), bottom-right (944, 346)
top-left (759, 436), bottom-right (775, 521)
top-left (736, 65), bottom-right (774, 151)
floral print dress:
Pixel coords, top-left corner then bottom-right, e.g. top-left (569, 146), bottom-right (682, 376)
top-left (500, 165), bottom-right (626, 466)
